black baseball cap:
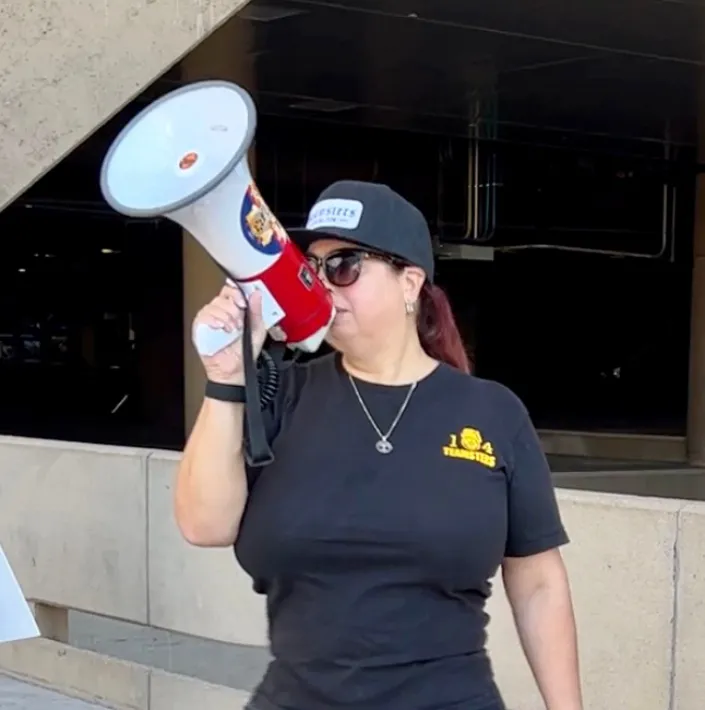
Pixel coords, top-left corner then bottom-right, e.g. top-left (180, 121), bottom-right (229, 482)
top-left (288, 180), bottom-right (435, 283)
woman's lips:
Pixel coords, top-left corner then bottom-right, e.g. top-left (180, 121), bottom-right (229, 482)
top-left (332, 308), bottom-right (348, 323)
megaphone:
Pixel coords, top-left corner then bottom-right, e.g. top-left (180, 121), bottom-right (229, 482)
top-left (99, 79), bottom-right (335, 358)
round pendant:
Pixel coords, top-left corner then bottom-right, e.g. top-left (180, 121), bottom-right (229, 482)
top-left (375, 439), bottom-right (393, 454)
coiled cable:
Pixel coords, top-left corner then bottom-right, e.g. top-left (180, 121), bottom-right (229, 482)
top-left (257, 349), bottom-right (280, 409)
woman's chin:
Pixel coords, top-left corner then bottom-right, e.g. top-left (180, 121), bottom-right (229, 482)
top-left (326, 316), bottom-right (356, 344)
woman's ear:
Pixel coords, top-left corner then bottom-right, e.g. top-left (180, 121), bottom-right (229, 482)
top-left (401, 266), bottom-right (426, 304)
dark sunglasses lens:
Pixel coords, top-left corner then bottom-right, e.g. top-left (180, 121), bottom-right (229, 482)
top-left (326, 251), bottom-right (363, 286)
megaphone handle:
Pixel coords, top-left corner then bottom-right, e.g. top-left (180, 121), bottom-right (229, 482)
top-left (192, 279), bottom-right (243, 356)
top-left (193, 273), bottom-right (247, 357)
top-left (193, 323), bottom-right (242, 357)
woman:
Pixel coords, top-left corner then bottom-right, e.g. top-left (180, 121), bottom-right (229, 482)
top-left (175, 180), bottom-right (583, 710)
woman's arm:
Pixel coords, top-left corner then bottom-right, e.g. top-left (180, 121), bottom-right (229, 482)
top-left (174, 285), bottom-right (272, 548)
top-left (502, 549), bottom-right (582, 710)
top-left (174, 396), bottom-right (249, 547)
top-left (500, 397), bottom-right (582, 710)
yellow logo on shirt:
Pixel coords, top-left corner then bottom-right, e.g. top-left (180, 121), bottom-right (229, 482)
top-left (442, 427), bottom-right (497, 468)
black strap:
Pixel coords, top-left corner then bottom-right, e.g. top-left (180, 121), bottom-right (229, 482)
top-left (204, 266), bottom-right (281, 467)
top-left (241, 297), bottom-right (275, 467)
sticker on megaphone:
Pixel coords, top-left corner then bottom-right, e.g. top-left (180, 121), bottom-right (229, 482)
top-left (193, 278), bottom-right (287, 357)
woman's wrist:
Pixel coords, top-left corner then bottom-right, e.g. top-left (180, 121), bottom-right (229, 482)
top-left (205, 372), bottom-right (245, 387)
top-left (204, 379), bottom-right (247, 407)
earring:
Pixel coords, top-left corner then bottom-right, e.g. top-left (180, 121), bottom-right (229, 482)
top-left (405, 300), bottom-right (416, 315)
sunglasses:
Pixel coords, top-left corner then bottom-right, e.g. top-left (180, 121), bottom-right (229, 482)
top-left (305, 248), bottom-right (402, 287)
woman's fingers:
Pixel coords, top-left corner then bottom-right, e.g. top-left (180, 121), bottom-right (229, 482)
top-left (220, 284), bottom-right (247, 311)
top-left (201, 284), bottom-right (268, 355)
top-left (198, 303), bottom-right (242, 333)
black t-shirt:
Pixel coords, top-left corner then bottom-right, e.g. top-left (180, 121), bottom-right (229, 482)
top-left (235, 353), bottom-right (568, 710)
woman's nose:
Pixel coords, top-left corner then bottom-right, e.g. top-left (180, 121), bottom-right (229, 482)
top-left (311, 261), bottom-right (333, 289)
top-left (318, 271), bottom-right (335, 291)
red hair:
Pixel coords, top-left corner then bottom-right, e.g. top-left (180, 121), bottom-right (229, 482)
top-left (417, 282), bottom-right (471, 373)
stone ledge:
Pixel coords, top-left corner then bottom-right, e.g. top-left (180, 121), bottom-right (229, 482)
top-left (0, 638), bottom-right (251, 710)
top-left (0, 639), bottom-right (148, 710)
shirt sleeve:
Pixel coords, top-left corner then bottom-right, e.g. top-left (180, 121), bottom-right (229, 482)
top-left (504, 410), bottom-right (570, 558)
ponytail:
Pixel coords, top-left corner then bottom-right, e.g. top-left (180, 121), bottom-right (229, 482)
top-left (417, 282), bottom-right (471, 373)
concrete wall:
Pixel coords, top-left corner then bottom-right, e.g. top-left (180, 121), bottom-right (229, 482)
top-left (0, 0), bottom-right (253, 211)
top-left (0, 435), bottom-right (703, 710)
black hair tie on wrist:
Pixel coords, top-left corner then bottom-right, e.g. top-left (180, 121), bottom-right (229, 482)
top-left (204, 349), bottom-right (279, 408)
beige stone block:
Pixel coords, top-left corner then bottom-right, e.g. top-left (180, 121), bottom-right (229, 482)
top-left (488, 490), bottom-right (682, 710)
top-left (0, 637), bottom-right (149, 709)
top-left (31, 602), bottom-right (69, 642)
top-left (0, 436), bottom-right (148, 623)
top-left (147, 452), bottom-right (268, 646)
top-left (674, 501), bottom-right (705, 710)
top-left (0, 0), bottom-right (253, 210)
top-left (150, 669), bottom-right (251, 710)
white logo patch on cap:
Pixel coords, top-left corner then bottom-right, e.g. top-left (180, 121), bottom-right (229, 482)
top-left (306, 199), bottom-right (363, 231)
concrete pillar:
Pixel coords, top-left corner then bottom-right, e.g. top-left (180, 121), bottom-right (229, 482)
top-left (687, 78), bottom-right (705, 464)
top-left (180, 15), bottom-right (256, 435)
top-left (687, 174), bottom-right (705, 464)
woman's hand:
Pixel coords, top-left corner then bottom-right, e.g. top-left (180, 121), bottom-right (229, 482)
top-left (193, 283), bottom-right (267, 385)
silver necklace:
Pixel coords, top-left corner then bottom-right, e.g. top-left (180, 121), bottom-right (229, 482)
top-left (348, 375), bottom-right (418, 454)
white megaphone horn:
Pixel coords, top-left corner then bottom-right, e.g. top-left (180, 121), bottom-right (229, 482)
top-left (99, 80), bottom-right (335, 358)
